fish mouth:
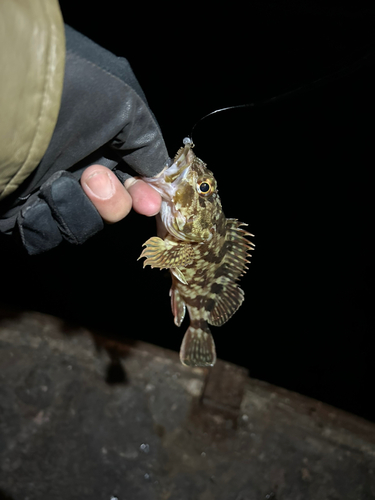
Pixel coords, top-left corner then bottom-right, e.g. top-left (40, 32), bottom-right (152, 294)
top-left (144, 145), bottom-right (192, 201)
top-left (142, 143), bottom-right (200, 242)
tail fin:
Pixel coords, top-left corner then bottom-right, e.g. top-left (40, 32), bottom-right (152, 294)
top-left (179, 324), bottom-right (216, 367)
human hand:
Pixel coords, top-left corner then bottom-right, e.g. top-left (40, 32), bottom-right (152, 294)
top-left (81, 165), bottom-right (161, 223)
top-left (0, 25), bottom-right (169, 254)
top-left (12, 165), bottom-right (163, 256)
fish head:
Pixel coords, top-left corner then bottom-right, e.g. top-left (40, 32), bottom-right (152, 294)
top-left (145, 141), bottom-right (222, 242)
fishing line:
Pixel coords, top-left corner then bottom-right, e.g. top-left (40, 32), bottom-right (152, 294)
top-left (188, 40), bottom-right (375, 142)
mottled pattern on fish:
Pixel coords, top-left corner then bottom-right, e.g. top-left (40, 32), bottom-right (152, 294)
top-left (139, 140), bottom-right (254, 367)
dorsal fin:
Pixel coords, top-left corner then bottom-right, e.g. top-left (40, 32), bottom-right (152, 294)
top-left (223, 219), bottom-right (254, 281)
top-left (208, 219), bottom-right (254, 327)
top-left (208, 279), bottom-right (245, 326)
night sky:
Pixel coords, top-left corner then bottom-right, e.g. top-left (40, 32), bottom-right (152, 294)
top-left (1, 2), bottom-right (375, 422)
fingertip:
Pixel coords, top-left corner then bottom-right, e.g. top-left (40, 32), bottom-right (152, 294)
top-left (81, 165), bottom-right (132, 223)
top-left (125, 179), bottom-right (162, 216)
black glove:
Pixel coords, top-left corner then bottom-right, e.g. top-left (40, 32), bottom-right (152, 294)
top-left (0, 25), bottom-right (169, 255)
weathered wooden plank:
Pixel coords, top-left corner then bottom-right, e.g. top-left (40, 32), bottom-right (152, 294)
top-left (0, 308), bottom-right (374, 499)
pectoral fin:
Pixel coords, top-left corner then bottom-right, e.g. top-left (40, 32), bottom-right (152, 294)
top-left (138, 237), bottom-right (195, 269)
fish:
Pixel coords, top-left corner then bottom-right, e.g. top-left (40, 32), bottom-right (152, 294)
top-left (139, 138), bottom-right (254, 367)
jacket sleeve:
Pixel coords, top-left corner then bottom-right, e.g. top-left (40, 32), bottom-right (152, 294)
top-left (0, 0), bottom-right (65, 200)
top-left (0, 19), bottom-right (170, 255)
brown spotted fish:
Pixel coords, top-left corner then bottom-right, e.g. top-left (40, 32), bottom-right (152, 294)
top-left (139, 139), bottom-right (254, 367)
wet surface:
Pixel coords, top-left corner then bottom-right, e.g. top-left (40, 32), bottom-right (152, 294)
top-left (0, 307), bottom-right (374, 499)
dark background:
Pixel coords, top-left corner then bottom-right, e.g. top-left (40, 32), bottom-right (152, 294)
top-left (1, 1), bottom-right (375, 421)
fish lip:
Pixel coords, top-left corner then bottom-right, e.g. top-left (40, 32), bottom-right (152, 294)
top-left (142, 143), bottom-right (197, 240)
top-left (142, 152), bottom-right (191, 202)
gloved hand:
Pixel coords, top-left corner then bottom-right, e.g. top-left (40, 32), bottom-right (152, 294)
top-left (0, 25), bottom-right (170, 255)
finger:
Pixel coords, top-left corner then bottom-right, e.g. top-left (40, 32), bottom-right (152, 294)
top-left (81, 165), bottom-right (132, 223)
top-left (125, 178), bottom-right (161, 216)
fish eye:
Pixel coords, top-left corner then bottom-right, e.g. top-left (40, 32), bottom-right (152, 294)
top-left (197, 179), bottom-right (214, 197)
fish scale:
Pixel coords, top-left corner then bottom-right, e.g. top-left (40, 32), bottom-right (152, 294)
top-left (139, 140), bottom-right (254, 367)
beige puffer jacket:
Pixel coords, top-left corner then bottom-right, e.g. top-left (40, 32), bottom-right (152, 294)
top-left (0, 0), bottom-right (65, 200)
